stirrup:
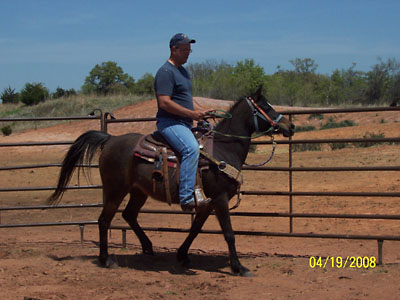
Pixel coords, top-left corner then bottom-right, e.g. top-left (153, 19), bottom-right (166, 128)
top-left (194, 185), bottom-right (211, 207)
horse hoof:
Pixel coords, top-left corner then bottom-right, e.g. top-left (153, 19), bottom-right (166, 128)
top-left (241, 270), bottom-right (254, 277)
top-left (100, 257), bottom-right (118, 269)
top-left (233, 266), bottom-right (254, 277)
top-left (143, 248), bottom-right (155, 256)
top-left (177, 256), bottom-right (193, 269)
top-left (182, 259), bottom-right (193, 269)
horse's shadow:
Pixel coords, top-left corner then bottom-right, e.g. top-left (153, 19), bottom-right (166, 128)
top-left (109, 251), bottom-right (231, 275)
top-left (48, 249), bottom-right (231, 276)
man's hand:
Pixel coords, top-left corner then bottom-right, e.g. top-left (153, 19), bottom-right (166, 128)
top-left (190, 109), bottom-right (213, 121)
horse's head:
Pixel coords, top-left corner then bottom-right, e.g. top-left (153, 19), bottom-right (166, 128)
top-left (247, 85), bottom-right (295, 137)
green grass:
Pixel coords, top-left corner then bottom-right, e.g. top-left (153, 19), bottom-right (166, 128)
top-left (0, 94), bottom-right (149, 133)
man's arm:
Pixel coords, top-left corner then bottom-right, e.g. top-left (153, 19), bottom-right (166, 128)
top-left (157, 94), bottom-right (208, 121)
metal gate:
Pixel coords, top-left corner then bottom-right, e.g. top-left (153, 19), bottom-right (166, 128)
top-left (1, 105), bottom-right (399, 264)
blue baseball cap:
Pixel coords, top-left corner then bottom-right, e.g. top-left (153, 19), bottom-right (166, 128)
top-left (169, 33), bottom-right (196, 48)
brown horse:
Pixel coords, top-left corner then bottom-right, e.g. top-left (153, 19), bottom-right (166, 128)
top-left (47, 86), bottom-right (295, 277)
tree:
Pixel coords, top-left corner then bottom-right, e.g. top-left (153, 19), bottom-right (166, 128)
top-left (289, 58), bottom-right (318, 75)
top-left (188, 59), bottom-right (266, 100)
top-left (52, 87), bottom-right (77, 99)
top-left (52, 87), bottom-right (66, 99)
top-left (266, 59), bottom-right (320, 106)
top-left (65, 88), bottom-right (77, 97)
top-left (233, 59), bottom-right (265, 97)
top-left (1, 85), bottom-right (20, 104)
top-left (389, 73), bottom-right (400, 102)
top-left (133, 73), bottom-right (155, 95)
top-left (329, 63), bottom-right (367, 105)
top-left (188, 60), bottom-right (236, 99)
top-left (365, 58), bottom-right (400, 104)
top-left (20, 82), bottom-right (49, 106)
top-left (82, 61), bottom-right (135, 95)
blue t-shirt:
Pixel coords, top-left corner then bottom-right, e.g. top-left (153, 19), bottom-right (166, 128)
top-left (154, 61), bottom-right (193, 126)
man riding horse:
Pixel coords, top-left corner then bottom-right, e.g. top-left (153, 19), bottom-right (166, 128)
top-left (47, 34), bottom-right (295, 277)
top-left (154, 33), bottom-right (212, 212)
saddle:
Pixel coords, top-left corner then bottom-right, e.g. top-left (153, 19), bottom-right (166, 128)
top-left (133, 127), bottom-right (214, 206)
top-left (134, 128), bottom-right (213, 168)
top-left (133, 126), bottom-right (243, 207)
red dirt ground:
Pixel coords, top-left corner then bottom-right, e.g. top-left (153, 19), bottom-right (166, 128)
top-left (0, 98), bottom-right (400, 300)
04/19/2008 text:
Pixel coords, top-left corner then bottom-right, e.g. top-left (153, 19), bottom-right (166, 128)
top-left (309, 256), bottom-right (376, 269)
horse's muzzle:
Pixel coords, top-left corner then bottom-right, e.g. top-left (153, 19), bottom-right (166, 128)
top-left (282, 123), bottom-right (295, 137)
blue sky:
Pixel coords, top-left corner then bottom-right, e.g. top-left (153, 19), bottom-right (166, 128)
top-left (1, 0), bottom-right (399, 93)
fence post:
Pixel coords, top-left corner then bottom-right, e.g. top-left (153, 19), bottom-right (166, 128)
top-left (377, 239), bottom-right (384, 265)
top-left (103, 112), bottom-right (116, 133)
top-left (79, 224), bottom-right (85, 243)
top-left (289, 114), bottom-right (293, 233)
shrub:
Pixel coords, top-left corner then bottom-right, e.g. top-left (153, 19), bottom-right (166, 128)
top-left (321, 119), bottom-right (356, 130)
top-left (307, 113), bottom-right (324, 120)
top-left (1, 86), bottom-right (20, 104)
top-left (356, 132), bottom-right (386, 148)
top-left (293, 143), bottom-right (322, 152)
top-left (329, 143), bottom-right (350, 150)
top-left (1, 125), bottom-right (12, 136)
top-left (295, 125), bottom-right (316, 132)
top-left (52, 87), bottom-right (76, 99)
top-left (20, 82), bottom-right (49, 106)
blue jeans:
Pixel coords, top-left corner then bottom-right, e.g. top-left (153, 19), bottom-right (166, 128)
top-left (157, 118), bottom-right (199, 205)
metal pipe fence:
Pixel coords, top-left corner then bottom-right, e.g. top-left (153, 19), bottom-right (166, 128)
top-left (0, 105), bottom-right (399, 264)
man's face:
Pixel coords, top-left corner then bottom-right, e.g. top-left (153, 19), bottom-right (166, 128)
top-left (171, 43), bottom-right (192, 65)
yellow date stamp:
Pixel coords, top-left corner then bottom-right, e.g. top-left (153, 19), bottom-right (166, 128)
top-left (309, 256), bottom-right (376, 269)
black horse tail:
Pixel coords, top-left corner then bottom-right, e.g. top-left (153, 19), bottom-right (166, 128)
top-left (47, 130), bottom-right (111, 205)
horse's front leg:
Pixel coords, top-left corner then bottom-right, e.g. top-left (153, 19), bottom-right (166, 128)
top-left (177, 205), bottom-right (213, 267)
top-left (213, 193), bottom-right (253, 277)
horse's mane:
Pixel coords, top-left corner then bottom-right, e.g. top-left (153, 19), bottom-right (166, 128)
top-left (228, 97), bottom-right (245, 112)
top-left (214, 97), bottom-right (245, 131)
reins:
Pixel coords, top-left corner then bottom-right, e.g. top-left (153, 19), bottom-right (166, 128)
top-left (243, 135), bottom-right (276, 167)
top-left (211, 127), bottom-right (274, 140)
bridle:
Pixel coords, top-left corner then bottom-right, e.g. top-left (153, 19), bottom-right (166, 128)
top-left (245, 96), bottom-right (283, 133)
top-left (198, 96), bottom-right (283, 210)
top-left (200, 96), bottom-right (283, 168)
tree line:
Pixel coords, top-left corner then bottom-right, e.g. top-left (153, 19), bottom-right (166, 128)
top-left (1, 58), bottom-right (399, 107)
top-left (0, 61), bottom-right (155, 106)
top-left (188, 57), bottom-right (400, 106)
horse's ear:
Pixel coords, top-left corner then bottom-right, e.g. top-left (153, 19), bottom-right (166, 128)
top-left (254, 84), bottom-right (263, 100)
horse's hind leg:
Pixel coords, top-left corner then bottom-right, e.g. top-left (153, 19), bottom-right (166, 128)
top-left (122, 187), bottom-right (153, 255)
top-left (98, 190), bottom-right (126, 267)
